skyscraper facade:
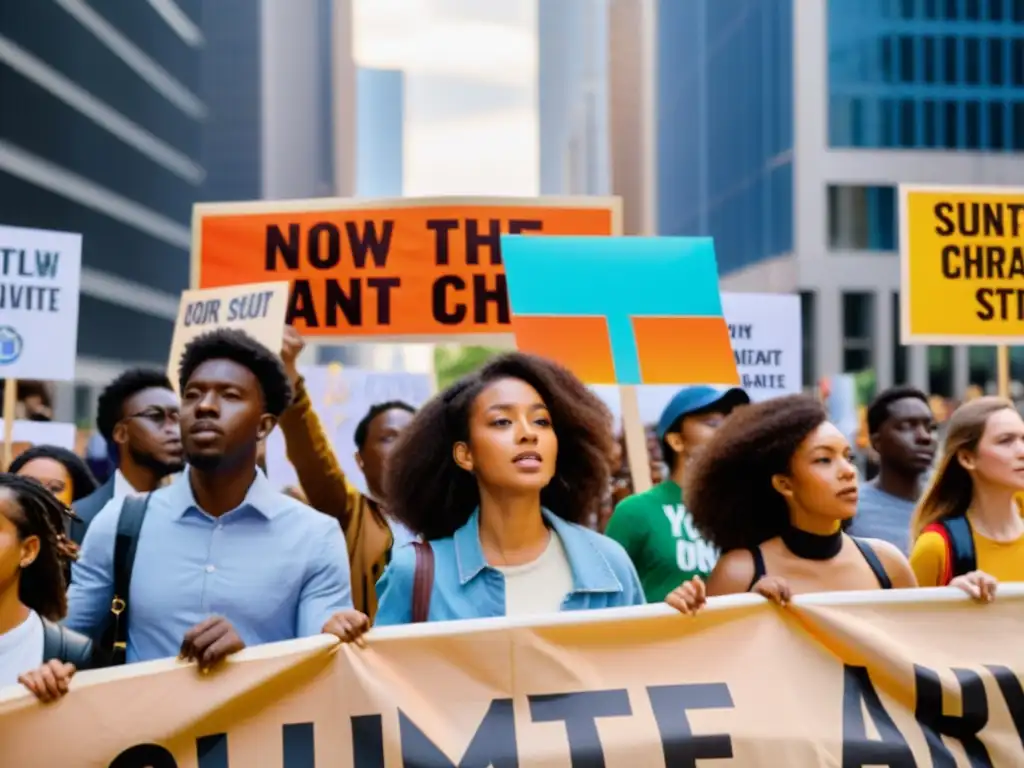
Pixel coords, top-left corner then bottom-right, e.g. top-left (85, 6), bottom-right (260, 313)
top-left (653, 0), bottom-right (1024, 395)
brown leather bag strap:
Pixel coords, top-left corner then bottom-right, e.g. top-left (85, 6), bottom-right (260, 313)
top-left (411, 541), bottom-right (435, 623)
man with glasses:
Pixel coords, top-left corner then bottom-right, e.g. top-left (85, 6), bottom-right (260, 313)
top-left (70, 370), bottom-right (185, 545)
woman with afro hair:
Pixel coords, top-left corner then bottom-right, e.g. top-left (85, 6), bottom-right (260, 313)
top-left (666, 394), bottom-right (997, 614)
top-left (355, 352), bottom-right (667, 626)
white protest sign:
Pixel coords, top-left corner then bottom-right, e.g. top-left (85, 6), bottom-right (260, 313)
top-left (265, 366), bottom-right (433, 495)
top-left (721, 292), bottom-right (802, 400)
top-left (167, 282), bottom-right (290, 388)
top-left (0, 420), bottom-right (77, 464)
top-left (0, 225), bottom-right (82, 381)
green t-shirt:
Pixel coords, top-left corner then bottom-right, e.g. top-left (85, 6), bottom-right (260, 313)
top-left (604, 480), bottom-right (719, 603)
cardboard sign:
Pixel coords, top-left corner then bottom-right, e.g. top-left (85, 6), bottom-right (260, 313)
top-left (167, 282), bottom-right (290, 388)
top-left (191, 196), bottom-right (620, 341)
top-left (0, 224), bottom-right (82, 381)
top-left (500, 235), bottom-right (738, 386)
top-left (720, 292), bottom-right (802, 398)
top-left (900, 184), bottom-right (1024, 344)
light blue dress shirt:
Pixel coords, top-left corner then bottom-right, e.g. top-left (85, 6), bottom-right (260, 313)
top-left (374, 507), bottom-right (645, 625)
top-left (66, 468), bottom-right (353, 663)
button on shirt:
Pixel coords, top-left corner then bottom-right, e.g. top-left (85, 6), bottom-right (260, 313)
top-left (65, 469), bottom-right (353, 663)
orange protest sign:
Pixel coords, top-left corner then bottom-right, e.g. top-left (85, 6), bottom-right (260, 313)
top-left (191, 196), bottom-right (621, 341)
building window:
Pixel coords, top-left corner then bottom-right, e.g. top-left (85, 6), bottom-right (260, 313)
top-left (1013, 39), bottom-right (1024, 86)
top-left (928, 346), bottom-right (954, 396)
top-left (892, 292), bottom-right (908, 384)
top-left (969, 346), bottom-right (997, 387)
top-left (923, 36), bottom-right (937, 83)
top-left (900, 100), bottom-right (916, 146)
top-left (990, 101), bottom-right (1006, 148)
top-left (800, 290), bottom-right (816, 388)
top-left (965, 100), bottom-right (982, 148)
top-left (989, 0), bottom-right (1004, 20)
top-left (943, 36), bottom-right (958, 84)
top-left (1014, 102), bottom-right (1024, 150)
top-left (966, 0), bottom-right (983, 20)
top-left (923, 99), bottom-right (938, 145)
top-left (899, 36), bottom-right (915, 82)
top-left (965, 38), bottom-right (982, 84)
top-left (843, 292), bottom-right (875, 373)
top-left (944, 100), bottom-right (959, 147)
top-left (988, 38), bottom-right (1004, 86)
top-left (828, 185), bottom-right (897, 251)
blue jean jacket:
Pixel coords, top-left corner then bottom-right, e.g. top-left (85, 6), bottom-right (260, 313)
top-left (374, 507), bottom-right (645, 625)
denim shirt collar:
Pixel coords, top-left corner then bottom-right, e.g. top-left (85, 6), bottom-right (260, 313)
top-left (453, 507), bottom-right (623, 594)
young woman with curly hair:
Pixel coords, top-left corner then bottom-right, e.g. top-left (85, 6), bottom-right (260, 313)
top-left (665, 395), bottom-right (997, 614)
top-left (356, 352), bottom-right (650, 626)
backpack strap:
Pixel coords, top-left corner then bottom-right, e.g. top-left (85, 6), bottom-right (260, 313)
top-left (98, 494), bottom-right (151, 666)
top-left (924, 516), bottom-right (976, 585)
top-left (850, 537), bottom-right (893, 590)
top-left (746, 546), bottom-right (767, 592)
top-left (411, 541), bottom-right (435, 624)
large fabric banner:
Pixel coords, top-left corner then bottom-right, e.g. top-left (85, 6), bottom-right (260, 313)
top-left (2, 588), bottom-right (1023, 767)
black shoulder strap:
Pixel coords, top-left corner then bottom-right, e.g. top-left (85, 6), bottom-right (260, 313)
top-left (747, 547), bottom-right (766, 592)
top-left (850, 537), bottom-right (893, 590)
top-left (41, 618), bottom-right (64, 663)
top-left (107, 494), bottom-right (150, 662)
top-left (942, 515), bottom-right (977, 579)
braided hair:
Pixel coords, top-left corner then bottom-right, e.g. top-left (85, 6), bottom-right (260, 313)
top-left (0, 473), bottom-right (69, 620)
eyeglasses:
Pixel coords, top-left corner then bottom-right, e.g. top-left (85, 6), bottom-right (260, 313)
top-left (124, 408), bottom-right (180, 427)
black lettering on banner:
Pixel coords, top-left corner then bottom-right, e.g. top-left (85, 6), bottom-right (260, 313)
top-left (427, 219), bottom-right (460, 266)
top-left (351, 715), bottom-right (385, 768)
top-left (472, 274), bottom-right (509, 324)
top-left (324, 279), bottom-right (362, 326)
top-left (465, 219), bottom-right (501, 266)
top-left (985, 666), bottom-right (1024, 747)
top-left (0, 247), bottom-right (65, 313)
top-left (432, 275), bottom-right (467, 325)
top-left (288, 280), bottom-right (319, 327)
top-left (647, 683), bottom-right (734, 767)
top-left (399, 699), bottom-right (518, 767)
top-left (933, 202), bottom-right (1024, 238)
top-left (108, 744), bottom-right (178, 768)
top-left (196, 734), bottom-right (228, 768)
top-left (264, 221), bottom-right (394, 271)
top-left (367, 277), bottom-right (400, 324)
top-left (840, 666), bottom-right (915, 768)
top-left (528, 689), bottom-right (632, 768)
top-left (914, 665), bottom-right (992, 767)
top-left (975, 287), bottom-right (1024, 322)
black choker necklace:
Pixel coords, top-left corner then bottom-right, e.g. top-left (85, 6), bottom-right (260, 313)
top-left (781, 525), bottom-right (843, 561)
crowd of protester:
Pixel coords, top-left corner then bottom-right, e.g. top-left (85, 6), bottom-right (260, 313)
top-left (1, 325), bottom-right (1018, 703)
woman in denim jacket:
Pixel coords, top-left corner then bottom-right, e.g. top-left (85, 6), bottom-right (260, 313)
top-left (369, 353), bottom-right (652, 625)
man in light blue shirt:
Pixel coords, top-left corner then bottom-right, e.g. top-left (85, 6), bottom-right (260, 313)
top-left (67, 328), bottom-right (354, 666)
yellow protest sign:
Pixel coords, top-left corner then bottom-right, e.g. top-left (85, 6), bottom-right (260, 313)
top-left (2, 588), bottom-right (1024, 766)
top-left (900, 184), bottom-right (1024, 344)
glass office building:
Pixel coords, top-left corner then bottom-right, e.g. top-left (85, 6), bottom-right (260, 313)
top-left (656, 0), bottom-right (794, 275)
top-left (0, 1), bottom-right (202, 378)
top-left (654, 0), bottom-right (1024, 395)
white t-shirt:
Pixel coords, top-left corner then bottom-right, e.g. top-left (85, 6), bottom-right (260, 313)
top-left (494, 532), bottom-right (574, 617)
top-left (0, 611), bottom-right (44, 689)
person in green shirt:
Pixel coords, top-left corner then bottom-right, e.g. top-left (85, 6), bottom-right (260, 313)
top-left (605, 386), bottom-right (749, 602)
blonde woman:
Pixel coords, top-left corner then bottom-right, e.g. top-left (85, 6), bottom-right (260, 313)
top-left (909, 397), bottom-right (1024, 587)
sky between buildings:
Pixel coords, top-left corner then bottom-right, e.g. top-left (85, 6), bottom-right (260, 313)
top-left (353, 0), bottom-right (539, 197)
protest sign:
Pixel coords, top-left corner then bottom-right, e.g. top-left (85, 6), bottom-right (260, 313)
top-left (900, 184), bottom-right (1024, 344)
top-left (3, 588), bottom-right (1023, 766)
top-left (720, 292), bottom-right (801, 399)
top-left (501, 235), bottom-right (737, 493)
top-left (191, 196), bottom-right (621, 341)
top-left (167, 282), bottom-right (290, 389)
top-left (0, 224), bottom-right (82, 381)
top-left (0, 420), bottom-right (77, 467)
top-left (500, 235), bottom-right (737, 386)
top-left (264, 365), bottom-right (433, 494)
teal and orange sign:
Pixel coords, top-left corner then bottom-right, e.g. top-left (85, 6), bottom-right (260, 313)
top-left (500, 235), bottom-right (738, 386)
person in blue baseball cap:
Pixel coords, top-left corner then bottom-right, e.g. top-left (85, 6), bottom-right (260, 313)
top-left (604, 385), bottom-right (749, 602)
